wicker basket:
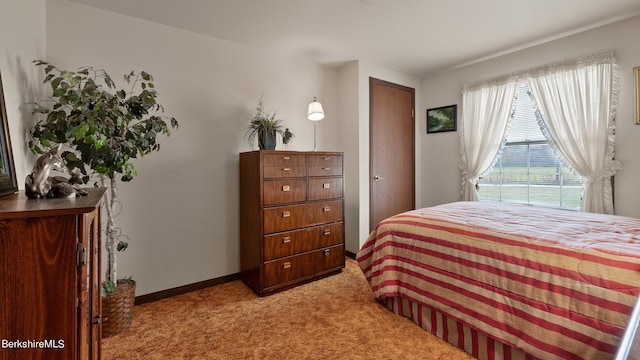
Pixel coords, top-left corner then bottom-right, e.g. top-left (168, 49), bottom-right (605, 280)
top-left (102, 279), bottom-right (136, 338)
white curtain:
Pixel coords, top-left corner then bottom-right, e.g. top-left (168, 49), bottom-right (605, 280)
top-left (527, 51), bottom-right (621, 214)
top-left (459, 80), bottom-right (518, 201)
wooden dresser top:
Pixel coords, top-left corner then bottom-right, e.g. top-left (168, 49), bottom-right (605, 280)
top-left (0, 187), bottom-right (105, 219)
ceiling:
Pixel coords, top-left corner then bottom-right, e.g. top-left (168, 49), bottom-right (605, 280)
top-left (69, 0), bottom-right (640, 78)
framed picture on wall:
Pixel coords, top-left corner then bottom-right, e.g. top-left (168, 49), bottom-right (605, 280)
top-left (635, 67), bottom-right (640, 125)
top-left (426, 104), bottom-right (457, 134)
top-left (0, 71), bottom-right (18, 197)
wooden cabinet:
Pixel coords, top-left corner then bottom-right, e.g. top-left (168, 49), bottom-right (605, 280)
top-left (0, 188), bottom-right (105, 360)
top-left (240, 150), bottom-right (345, 296)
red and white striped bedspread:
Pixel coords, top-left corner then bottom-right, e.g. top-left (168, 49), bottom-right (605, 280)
top-left (357, 201), bottom-right (640, 360)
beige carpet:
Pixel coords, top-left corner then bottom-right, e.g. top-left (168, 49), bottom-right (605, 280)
top-left (102, 258), bottom-right (474, 359)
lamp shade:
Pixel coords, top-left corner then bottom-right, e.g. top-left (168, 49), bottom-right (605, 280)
top-left (308, 98), bottom-right (324, 121)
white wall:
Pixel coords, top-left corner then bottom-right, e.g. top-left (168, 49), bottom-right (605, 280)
top-left (1, 0), bottom-right (46, 184)
top-left (420, 15), bottom-right (640, 218)
top-left (44, 0), bottom-right (340, 295)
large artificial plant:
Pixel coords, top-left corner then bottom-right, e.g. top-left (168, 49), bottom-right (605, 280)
top-left (28, 60), bottom-right (178, 294)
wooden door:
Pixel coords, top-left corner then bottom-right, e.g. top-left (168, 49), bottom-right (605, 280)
top-left (369, 78), bottom-right (415, 230)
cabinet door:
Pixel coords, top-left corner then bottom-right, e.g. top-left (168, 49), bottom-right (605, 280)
top-left (90, 209), bottom-right (102, 360)
top-left (76, 208), bottom-right (101, 360)
top-left (0, 215), bottom-right (77, 360)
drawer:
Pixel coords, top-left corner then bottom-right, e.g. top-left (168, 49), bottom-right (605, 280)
top-left (264, 166), bottom-right (306, 178)
top-left (308, 165), bottom-right (342, 177)
top-left (308, 154), bottom-right (342, 177)
top-left (264, 223), bottom-right (343, 261)
top-left (308, 154), bottom-right (342, 166)
top-left (263, 200), bottom-right (343, 234)
top-left (263, 179), bottom-right (307, 205)
top-left (263, 153), bottom-right (306, 166)
top-left (308, 177), bottom-right (343, 201)
top-left (264, 245), bottom-right (344, 288)
top-left (263, 153), bottom-right (307, 178)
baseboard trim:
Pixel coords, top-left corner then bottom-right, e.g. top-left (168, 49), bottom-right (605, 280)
top-left (135, 254), bottom-right (358, 305)
top-left (134, 272), bottom-right (241, 305)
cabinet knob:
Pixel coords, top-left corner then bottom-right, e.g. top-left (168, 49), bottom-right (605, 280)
top-left (93, 315), bottom-right (101, 325)
top-left (324, 249), bottom-right (331, 256)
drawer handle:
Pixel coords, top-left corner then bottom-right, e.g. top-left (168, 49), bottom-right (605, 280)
top-left (282, 211), bottom-right (291, 218)
top-left (324, 249), bottom-right (330, 256)
top-left (323, 228), bottom-right (331, 235)
top-left (323, 206), bottom-right (331, 212)
top-left (323, 167), bottom-right (331, 171)
top-left (322, 183), bottom-right (330, 189)
top-left (283, 156), bottom-right (290, 160)
top-left (283, 261), bottom-right (292, 269)
top-left (282, 185), bottom-right (291, 192)
top-left (322, 157), bottom-right (331, 160)
top-left (283, 167), bottom-right (291, 171)
top-left (283, 236), bottom-right (291, 244)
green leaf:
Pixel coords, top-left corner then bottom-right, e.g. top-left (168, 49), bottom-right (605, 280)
top-left (101, 281), bottom-right (116, 296)
top-left (70, 76), bottom-right (82, 87)
top-left (70, 123), bottom-right (90, 139)
top-left (50, 76), bottom-right (63, 89)
top-left (52, 88), bottom-right (66, 97)
top-left (64, 152), bottom-right (78, 162)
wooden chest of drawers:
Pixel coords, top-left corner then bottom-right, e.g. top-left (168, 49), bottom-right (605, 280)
top-left (240, 150), bottom-right (345, 296)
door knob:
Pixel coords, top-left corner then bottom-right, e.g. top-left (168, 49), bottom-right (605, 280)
top-left (373, 175), bottom-right (383, 181)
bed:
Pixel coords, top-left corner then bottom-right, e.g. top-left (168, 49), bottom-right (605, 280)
top-left (357, 201), bottom-right (640, 360)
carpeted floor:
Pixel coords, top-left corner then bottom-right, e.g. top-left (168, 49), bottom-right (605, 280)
top-left (102, 258), bottom-right (474, 359)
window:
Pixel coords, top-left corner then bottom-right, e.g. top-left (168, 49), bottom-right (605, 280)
top-left (478, 84), bottom-right (583, 210)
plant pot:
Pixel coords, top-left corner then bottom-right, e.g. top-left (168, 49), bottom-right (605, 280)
top-left (102, 279), bottom-right (136, 338)
top-left (258, 130), bottom-right (277, 150)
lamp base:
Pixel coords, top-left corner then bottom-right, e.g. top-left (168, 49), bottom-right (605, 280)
top-left (313, 121), bottom-right (319, 151)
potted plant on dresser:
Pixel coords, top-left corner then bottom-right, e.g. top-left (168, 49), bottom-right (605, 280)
top-left (245, 95), bottom-right (294, 150)
top-left (28, 61), bottom-right (178, 337)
